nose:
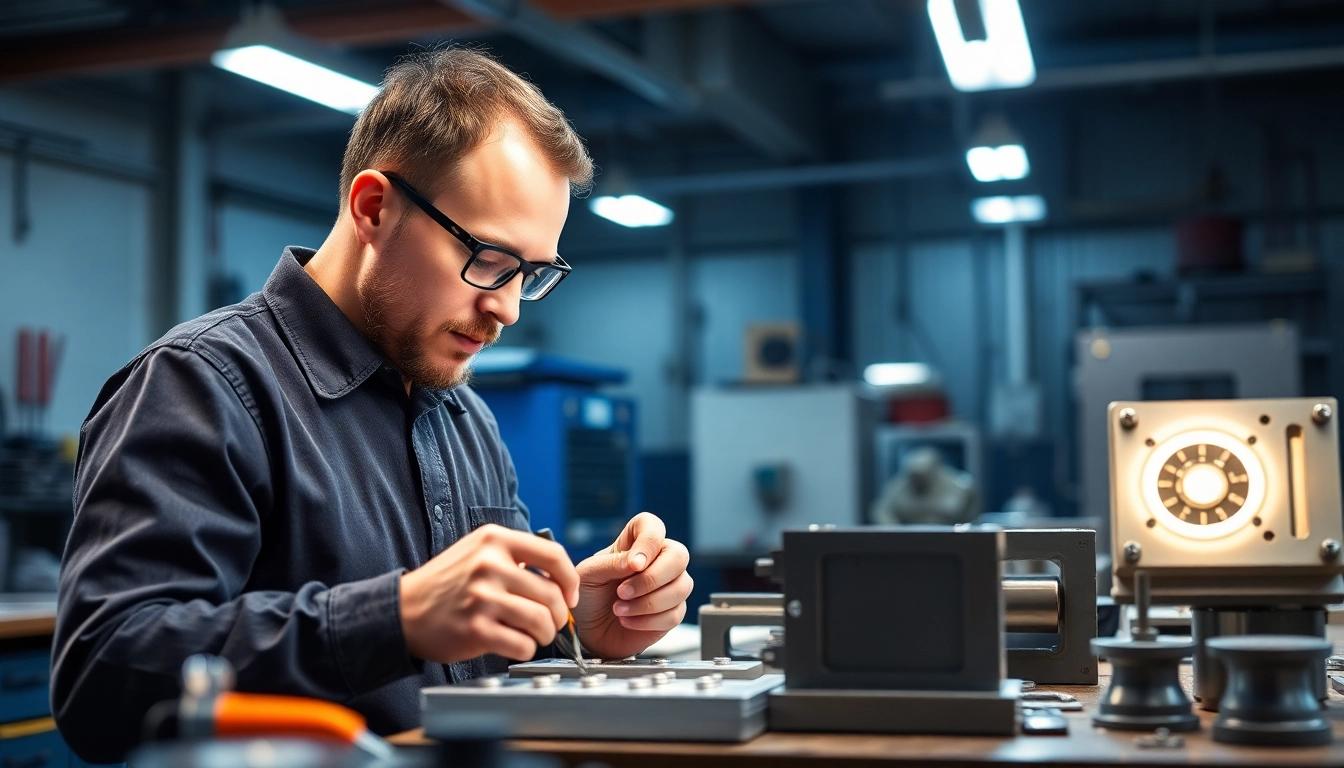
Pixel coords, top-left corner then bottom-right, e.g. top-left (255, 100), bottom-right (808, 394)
top-left (477, 272), bottom-right (522, 327)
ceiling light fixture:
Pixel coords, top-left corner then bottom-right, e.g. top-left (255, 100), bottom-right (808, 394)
top-left (863, 362), bottom-right (937, 388)
top-left (927, 0), bottom-right (1036, 92)
top-left (971, 195), bottom-right (1046, 224)
top-left (589, 194), bottom-right (675, 228)
top-left (211, 5), bottom-right (378, 115)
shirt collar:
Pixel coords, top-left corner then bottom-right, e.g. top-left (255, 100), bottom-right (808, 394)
top-left (262, 247), bottom-right (467, 414)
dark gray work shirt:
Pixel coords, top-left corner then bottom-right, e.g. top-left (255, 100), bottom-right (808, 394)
top-left (52, 247), bottom-right (531, 763)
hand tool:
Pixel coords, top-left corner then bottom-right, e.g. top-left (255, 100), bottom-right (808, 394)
top-left (533, 528), bottom-right (589, 675)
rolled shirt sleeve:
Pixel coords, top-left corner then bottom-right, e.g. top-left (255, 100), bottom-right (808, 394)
top-left (52, 345), bottom-right (416, 763)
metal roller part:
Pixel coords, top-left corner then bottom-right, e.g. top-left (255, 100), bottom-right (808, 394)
top-left (1003, 576), bottom-right (1061, 633)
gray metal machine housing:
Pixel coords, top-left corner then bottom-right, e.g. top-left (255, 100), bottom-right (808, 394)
top-left (699, 528), bottom-right (1096, 685)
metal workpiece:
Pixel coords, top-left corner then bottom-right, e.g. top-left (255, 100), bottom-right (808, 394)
top-left (1207, 635), bottom-right (1334, 746)
top-left (1090, 637), bottom-right (1199, 732)
top-left (1002, 576), bottom-right (1061, 633)
top-left (510, 658), bottom-right (764, 680)
top-left (1091, 574), bottom-right (1198, 733)
top-left (421, 674), bottom-right (785, 743)
top-left (1190, 607), bottom-right (1327, 709)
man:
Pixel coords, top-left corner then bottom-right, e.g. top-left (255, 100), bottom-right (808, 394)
top-left (52, 48), bottom-right (692, 763)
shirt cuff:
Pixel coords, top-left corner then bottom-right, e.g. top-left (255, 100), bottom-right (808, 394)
top-left (327, 570), bottom-right (421, 695)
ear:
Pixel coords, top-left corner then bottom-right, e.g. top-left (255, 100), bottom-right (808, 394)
top-left (348, 170), bottom-right (398, 246)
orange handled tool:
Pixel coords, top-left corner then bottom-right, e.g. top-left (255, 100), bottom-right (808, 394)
top-left (174, 656), bottom-right (395, 760)
top-left (213, 693), bottom-right (392, 758)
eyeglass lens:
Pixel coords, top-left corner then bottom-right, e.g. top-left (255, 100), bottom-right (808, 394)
top-left (465, 247), bottom-right (564, 300)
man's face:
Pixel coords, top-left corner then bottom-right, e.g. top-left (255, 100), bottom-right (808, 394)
top-left (358, 121), bottom-right (571, 390)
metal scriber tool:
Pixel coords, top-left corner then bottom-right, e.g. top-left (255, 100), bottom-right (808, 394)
top-left (534, 528), bottom-right (591, 675)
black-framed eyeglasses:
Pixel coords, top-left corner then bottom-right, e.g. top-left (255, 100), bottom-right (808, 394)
top-left (382, 171), bottom-right (571, 301)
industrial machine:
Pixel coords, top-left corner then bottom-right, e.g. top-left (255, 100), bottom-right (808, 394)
top-left (699, 528), bottom-right (1098, 686)
top-left (691, 384), bottom-right (877, 557)
top-left (471, 349), bottom-right (637, 557)
top-left (766, 526), bottom-right (1022, 735)
top-left (1106, 397), bottom-right (1344, 720)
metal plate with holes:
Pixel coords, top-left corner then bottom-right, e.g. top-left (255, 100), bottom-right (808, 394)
top-left (421, 673), bottom-right (783, 742)
top-left (1108, 398), bottom-right (1344, 606)
top-left (509, 658), bottom-right (764, 680)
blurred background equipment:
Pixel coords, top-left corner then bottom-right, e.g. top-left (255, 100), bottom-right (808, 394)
top-left (743, 322), bottom-right (801, 384)
top-left (691, 384), bottom-right (876, 557)
top-left (1106, 398), bottom-right (1344, 710)
top-left (471, 348), bottom-right (637, 559)
top-left (870, 445), bottom-right (975, 525)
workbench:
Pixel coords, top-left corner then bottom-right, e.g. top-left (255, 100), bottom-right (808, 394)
top-left (392, 628), bottom-right (1344, 768)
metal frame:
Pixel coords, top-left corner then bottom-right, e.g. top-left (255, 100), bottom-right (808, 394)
top-left (1004, 529), bottom-right (1098, 685)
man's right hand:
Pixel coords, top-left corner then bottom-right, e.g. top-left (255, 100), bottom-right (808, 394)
top-left (399, 524), bottom-right (579, 664)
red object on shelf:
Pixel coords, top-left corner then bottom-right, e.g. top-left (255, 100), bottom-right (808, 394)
top-left (1176, 216), bottom-right (1244, 273)
top-left (886, 395), bottom-right (950, 424)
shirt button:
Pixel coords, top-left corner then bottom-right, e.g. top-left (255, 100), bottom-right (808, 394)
top-left (433, 504), bottom-right (443, 520)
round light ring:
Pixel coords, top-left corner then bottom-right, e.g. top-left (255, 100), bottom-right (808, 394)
top-left (1141, 429), bottom-right (1265, 541)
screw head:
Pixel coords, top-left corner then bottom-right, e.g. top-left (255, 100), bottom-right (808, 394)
top-left (787, 599), bottom-right (802, 618)
top-left (1313, 403), bottom-right (1333, 425)
top-left (1118, 408), bottom-right (1139, 430)
top-left (1322, 539), bottom-right (1341, 561)
top-left (1123, 541), bottom-right (1142, 563)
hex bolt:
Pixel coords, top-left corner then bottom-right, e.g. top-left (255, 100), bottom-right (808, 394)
top-left (1123, 541), bottom-right (1142, 563)
top-left (1119, 408), bottom-right (1139, 430)
top-left (787, 599), bottom-right (803, 618)
top-left (1322, 539), bottom-right (1341, 561)
top-left (1313, 403), bottom-right (1333, 425)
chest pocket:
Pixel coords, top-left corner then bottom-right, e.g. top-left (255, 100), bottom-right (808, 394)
top-left (468, 504), bottom-right (530, 534)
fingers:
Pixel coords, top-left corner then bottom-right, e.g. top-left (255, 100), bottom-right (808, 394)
top-left (487, 590), bottom-right (560, 649)
top-left (474, 524), bottom-right (580, 606)
top-left (615, 601), bottom-right (687, 634)
top-left (473, 613), bottom-right (542, 661)
top-left (621, 512), bottom-right (666, 572)
top-left (617, 538), bottom-right (690, 601)
top-left (495, 559), bottom-right (568, 631)
top-left (614, 571), bottom-right (693, 618)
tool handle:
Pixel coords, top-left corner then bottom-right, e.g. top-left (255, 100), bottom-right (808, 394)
top-left (214, 692), bottom-right (368, 743)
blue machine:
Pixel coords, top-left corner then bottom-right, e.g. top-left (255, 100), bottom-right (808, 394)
top-left (471, 348), bottom-right (638, 559)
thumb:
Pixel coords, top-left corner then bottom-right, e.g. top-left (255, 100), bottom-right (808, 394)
top-left (623, 512), bottom-right (665, 573)
top-left (578, 550), bottom-right (630, 582)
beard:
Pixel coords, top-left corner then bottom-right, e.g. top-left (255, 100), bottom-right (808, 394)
top-left (357, 246), bottom-right (501, 391)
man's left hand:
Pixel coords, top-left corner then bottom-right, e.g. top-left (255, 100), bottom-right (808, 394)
top-left (573, 512), bottom-right (692, 660)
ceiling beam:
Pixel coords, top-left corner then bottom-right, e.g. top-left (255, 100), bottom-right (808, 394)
top-left (0, 0), bottom-right (782, 84)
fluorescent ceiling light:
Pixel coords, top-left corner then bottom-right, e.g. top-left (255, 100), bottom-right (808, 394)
top-left (212, 45), bottom-right (378, 115)
top-left (971, 195), bottom-right (1046, 224)
top-left (965, 144), bottom-right (1030, 182)
top-left (864, 362), bottom-right (936, 388)
top-left (928, 0), bottom-right (1036, 91)
top-left (589, 195), bottom-right (674, 228)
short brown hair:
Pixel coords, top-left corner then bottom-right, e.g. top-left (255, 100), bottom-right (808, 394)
top-left (340, 46), bottom-right (593, 206)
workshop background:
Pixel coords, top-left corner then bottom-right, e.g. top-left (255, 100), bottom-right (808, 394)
top-left (1, 0), bottom-right (1343, 622)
